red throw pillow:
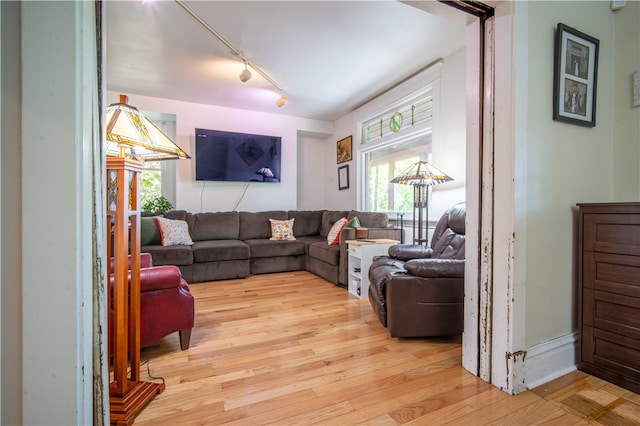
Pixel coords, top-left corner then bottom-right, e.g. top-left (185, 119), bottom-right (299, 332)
top-left (327, 217), bottom-right (347, 245)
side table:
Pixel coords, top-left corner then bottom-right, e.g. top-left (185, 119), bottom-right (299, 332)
top-left (346, 239), bottom-right (399, 299)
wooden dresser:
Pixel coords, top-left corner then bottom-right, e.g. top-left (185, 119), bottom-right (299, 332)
top-left (577, 202), bottom-right (640, 394)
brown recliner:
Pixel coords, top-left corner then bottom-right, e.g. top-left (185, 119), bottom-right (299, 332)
top-left (368, 202), bottom-right (465, 337)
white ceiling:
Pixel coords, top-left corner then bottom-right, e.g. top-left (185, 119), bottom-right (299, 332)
top-left (106, 1), bottom-right (466, 122)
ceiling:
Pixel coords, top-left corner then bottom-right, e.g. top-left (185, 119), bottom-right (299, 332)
top-left (106, 1), bottom-right (466, 122)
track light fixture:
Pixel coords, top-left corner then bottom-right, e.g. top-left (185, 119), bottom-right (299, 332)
top-left (175, 0), bottom-right (287, 108)
top-left (239, 60), bottom-right (252, 83)
top-left (276, 93), bottom-right (287, 108)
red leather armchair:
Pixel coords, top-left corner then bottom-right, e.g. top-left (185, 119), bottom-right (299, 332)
top-left (368, 202), bottom-right (465, 337)
top-left (109, 253), bottom-right (195, 351)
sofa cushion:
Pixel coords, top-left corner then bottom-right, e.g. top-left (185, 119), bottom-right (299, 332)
top-left (192, 239), bottom-right (250, 263)
top-left (140, 216), bottom-right (161, 246)
top-left (321, 211), bottom-right (348, 237)
top-left (347, 211), bottom-right (388, 228)
top-left (140, 245), bottom-right (193, 266)
top-left (287, 210), bottom-right (325, 237)
top-left (156, 217), bottom-right (194, 246)
top-left (432, 228), bottom-right (465, 259)
top-left (244, 239), bottom-right (306, 259)
top-left (239, 211), bottom-right (288, 240)
top-left (308, 242), bottom-right (340, 266)
top-left (189, 211), bottom-right (239, 241)
top-left (269, 218), bottom-right (296, 240)
top-left (440, 234), bottom-right (465, 260)
top-left (163, 210), bottom-right (188, 221)
top-left (295, 235), bottom-right (326, 248)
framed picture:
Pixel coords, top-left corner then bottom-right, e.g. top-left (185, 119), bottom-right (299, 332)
top-left (336, 135), bottom-right (352, 164)
top-left (338, 165), bottom-right (349, 190)
top-left (553, 23), bottom-right (599, 127)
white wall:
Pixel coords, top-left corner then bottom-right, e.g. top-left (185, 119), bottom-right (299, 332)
top-left (297, 133), bottom-right (327, 210)
top-left (520, 1), bottom-right (636, 350)
top-left (613, 0), bottom-right (640, 199)
top-left (106, 92), bottom-right (332, 213)
top-left (432, 48), bottom-right (467, 219)
top-left (511, 1), bottom-right (640, 390)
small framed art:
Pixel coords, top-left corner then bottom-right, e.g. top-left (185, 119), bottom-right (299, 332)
top-left (553, 23), bottom-right (599, 127)
top-left (338, 164), bottom-right (349, 190)
top-left (336, 135), bottom-right (352, 164)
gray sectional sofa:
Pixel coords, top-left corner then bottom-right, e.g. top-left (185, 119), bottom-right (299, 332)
top-left (140, 209), bottom-right (402, 286)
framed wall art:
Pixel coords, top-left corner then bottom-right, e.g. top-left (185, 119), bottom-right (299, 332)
top-left (338, 164), bottom-right (349, 190)
top-left (336, 135), bottom-right (352, 164)
top-left (553, 23), bottom-right (599, 127)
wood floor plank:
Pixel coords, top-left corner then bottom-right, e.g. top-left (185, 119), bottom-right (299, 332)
top-left (401, 387), bottom-right (509, 425)
top-left (443, 391), bottom-right (543, 425)
top-left (131, 271), bottom-right (632, 425)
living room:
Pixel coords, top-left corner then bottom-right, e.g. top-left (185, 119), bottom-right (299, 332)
top-left (2, 1), bottom-right (640, 425)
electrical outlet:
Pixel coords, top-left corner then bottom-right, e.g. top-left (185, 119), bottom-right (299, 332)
top-left (633, 71), bottom-right (640, 107)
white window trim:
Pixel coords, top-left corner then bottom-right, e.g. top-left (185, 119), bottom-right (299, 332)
top-left (142, 111), bottom-right (178, 206)
top-left (357, 79), bottom-right (442, 213)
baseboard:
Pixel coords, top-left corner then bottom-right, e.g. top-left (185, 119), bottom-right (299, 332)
top-left (525, 332), bottom-right (578, 390)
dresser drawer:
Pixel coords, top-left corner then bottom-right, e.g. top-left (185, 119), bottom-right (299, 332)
top-left (583, 289), bottom-right (640, 339)
top-left (582, 252), bottom-right (640, 297)
top-left (581, 325), bottom-right (640, 383)
top-left (583, 213), bottom-right (640, 255)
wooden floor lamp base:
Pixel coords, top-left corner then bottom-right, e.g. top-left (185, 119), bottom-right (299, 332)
top-left (109, 380), bottom-right (165, 425)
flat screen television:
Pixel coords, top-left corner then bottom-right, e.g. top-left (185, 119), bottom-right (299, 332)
top-left (195, 128), bottom-right (281, 183)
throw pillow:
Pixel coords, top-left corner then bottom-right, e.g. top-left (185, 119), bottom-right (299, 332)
top-left (140, 216), bottom-right (161, 246)
top-left (269, 218), bottom-right (296, 241)
top-left (327, 217), bottom-right (348, 245)
top-left (156, 217), bottom-right (194, 246)
top-left (346, 216), bottom-right (361, 228)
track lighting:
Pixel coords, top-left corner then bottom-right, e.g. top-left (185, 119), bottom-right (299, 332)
top-left (276, 93), bottom-right (287, 108)
top-left (239, 60), bottom-right (252, 83)
top-left (175, 0), bottom-right (287, 109)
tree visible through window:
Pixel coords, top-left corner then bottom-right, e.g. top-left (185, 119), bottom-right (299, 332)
top-left (141, 161), bottom-right (162, 206)
top-left (364, 133), bottom-right (431, 214)
top-left (138, 113), bottom-right (177, 210)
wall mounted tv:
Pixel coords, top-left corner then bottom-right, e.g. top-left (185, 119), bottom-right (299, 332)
top-left (195, 128), bottom-right (282, 183)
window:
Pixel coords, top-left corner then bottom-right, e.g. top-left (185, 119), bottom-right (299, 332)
top-left (363, 96), bottom-right (433, 143)
top-left (140, 112), bottom-right (177, 208)
top-left (364, 133), bottom-right (432, 213)
top-left (361, 87), bottom-right (435, 214)
top-left (140, 160), bottom-right (163, 206)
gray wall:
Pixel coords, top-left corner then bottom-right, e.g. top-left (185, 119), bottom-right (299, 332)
top-left (520, 1), bottom-right (640, 348)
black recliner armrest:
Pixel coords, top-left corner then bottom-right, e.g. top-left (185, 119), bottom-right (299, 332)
top-left (404, 258), bottom-right (464, 278)
top-left (388, 244), bottom-right (434, 261)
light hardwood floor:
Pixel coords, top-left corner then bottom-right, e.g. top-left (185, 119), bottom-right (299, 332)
top-left (133, 271), bottom-right (639, 425)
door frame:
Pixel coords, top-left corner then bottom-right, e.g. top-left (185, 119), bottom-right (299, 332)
top-left (435, 1), bottom-right (524, 394)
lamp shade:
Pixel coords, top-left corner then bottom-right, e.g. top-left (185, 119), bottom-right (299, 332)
top-left (390, 160), bottom-right (453, 187)
top-left (256, 167), bottom-right (274, 178)
top-left (105, 95), bottom-right (190, 161)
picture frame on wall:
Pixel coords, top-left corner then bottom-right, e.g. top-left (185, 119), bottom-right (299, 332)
top-left (336, 135), bottom-right (352, 164)
top-left (553, 23), bottom-right (599, 127)
top-left (338, 165), bottom-right (349, 190)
